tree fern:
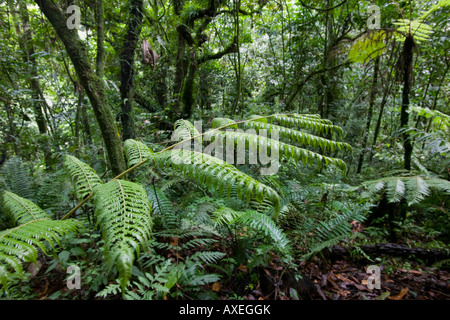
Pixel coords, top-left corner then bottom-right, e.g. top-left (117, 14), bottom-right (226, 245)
top-left (211, 117), bottom-right (239, 130)
top-left (0, 192), bottom-right (81, 284)
top-left (244, 121), bottom-right (351, 153)
top-left (64, 155), bottom-right (103, 201)
top-left (271, 114), bottom-right (344, 138)
top-left (93, 179), bottom-right (153, 290)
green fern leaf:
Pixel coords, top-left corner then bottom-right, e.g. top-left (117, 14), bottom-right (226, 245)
top-left (204, 130), bottom-right (348, 173)
top-left (123, 139), bottom-right (154, 168)
top-left (172, 119), bottom-right (202, 144)
top-left (210, 117), bottom-right (238, 129)
top-left (237, 210), bottom-right (290, 250)
top-left (152, 149), bottom-right (282, 218)
top-left (244, 121), bottom-right (352, 153)
top-left (64, 155), bottom-right (103, 201)
top-left (93, 180), bottom-right (153, 290)
top-left (0, 192), bottom-right (81, 283)
top-left (2, 191), bottom-right (49, 225)
top-left (272, 114), bottom-right (343, 137)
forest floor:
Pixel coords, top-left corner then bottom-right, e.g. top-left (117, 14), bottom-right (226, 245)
top-left (215, 255), bottom-right (450, 301)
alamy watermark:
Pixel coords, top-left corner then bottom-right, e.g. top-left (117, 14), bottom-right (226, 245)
top-left (366, 265), bottom-right (381, 289)
top-left (170, 121), bottom-right (280, 176)
top-left (66, 5), bottom-right (81, 30)
top-left (367, 5), bottom-right (381, 30)
top-left (66, 265), bottom-right (81, 290)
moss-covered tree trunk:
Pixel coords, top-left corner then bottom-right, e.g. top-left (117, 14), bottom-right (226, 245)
top-left (34, 0), bottom-right (126, 176)
top-left (119, 0), bottom-right (144, 140)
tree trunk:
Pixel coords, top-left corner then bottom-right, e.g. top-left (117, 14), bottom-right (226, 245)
top-left (95, 0), bottom-right (105, 78)
top-left (34, 0), bottom-right (126, 176)
top-left (400, 35), bottom-right (414, 171)
top-left (18, 1), bottom-right (52, 168)
top-left (357, 57), bottom-right (379, 174)
top-left (119, 0), bottom-right (144, 140)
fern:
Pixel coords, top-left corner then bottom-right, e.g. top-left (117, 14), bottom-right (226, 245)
top-left (301, 203), bottom-right (367, 260)
top-left (211, 117), bottom-right (239, 130)
top-left (0, 192), bottom-right (81, 284)
top-left (123, 139), bottom-right (154, 168)
top-left (271, 114), bottom-right (344, 138)
top-left (206, 129), bottom-right (348, 172)
top-left (152, 149), bottom-right (282, 217)
top-left (0, 157), bottom-right (35, 201)
top-left (363, 175), bottom-right (450, 206)
top-left (64, 155), bottom-right (103, 201)
top-left (173, 119), bottom-right (202, 144)
top-left (93, 179), bottom-right (153, 290)
top-left (2, 191), bottom-right (50, 224)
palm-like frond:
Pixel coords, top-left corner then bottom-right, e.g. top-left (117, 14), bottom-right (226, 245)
top-left (93, 180), bottom-right (153, 290)
top-left (64, 155), bottom-right (103, 201)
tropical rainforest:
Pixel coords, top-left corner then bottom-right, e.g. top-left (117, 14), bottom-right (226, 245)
top-left (0, 0), bottom-right (449, 301)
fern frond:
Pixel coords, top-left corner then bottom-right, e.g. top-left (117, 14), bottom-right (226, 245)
top-left (362, 176), bottom-right (450, 205)
top-left (211, 206), bottom-right (242, 226)
top-left (244, 120), bottom-right (352, 153)
top-left (210, 117), bottom-right (238, 129)
top-left (204, 130), bottom-right (348, 173)
top-left (93, 180), bottom-right (153, 290)
top-left (172, 119), bottom-right (202, 144)
top-left (386, 179), bottom-right (406, 203)
top-left (236, 210), bottom-right (290, 251)
top-left (152, 149), bottom-right (282, 218)
top-left (0, 193), bottom-right (81, 283)
top-left (271, 114), bottom-right (343, 138)
top-left (2, 191), bottom-right (49, 225)
top-left (64, 155), bottom-right (103, 201)
top-left (0, 157), bottom-right (35, 201)
top-left (123, 139), bottom-right (154, 168)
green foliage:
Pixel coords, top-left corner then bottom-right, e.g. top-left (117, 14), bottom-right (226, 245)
top-left (348, 31), bottom-right (387, 64)
top-left (362, 175), bottom-right (450, 206)
top-left (0, 157), bottom-right (35, 201)
top-left (0, 192), bottom-right (81, 286)
top-left (152, 149), bottom-right (282, 217)
top-left (299, 201), bottom-right (368, 260)
top-left (123, 139), bottom-right (154, 168)
top-left (63, 155), bottom-right (103, 201)
top-left (210, 117), bottom-right (239, 129)
top-left (93, 179), bottom-right (153, 291)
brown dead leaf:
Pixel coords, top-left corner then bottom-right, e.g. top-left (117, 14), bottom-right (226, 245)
top-left (388, 287), bottom-right (409, 300)
top-left (335, 274), bottom-right (353, 283)
top-left (169, 237), bottom-right (179, 246)
top-left (212, 282), bottom-right (221, 292)
top-left (238, 264), bottom-right (248, 273)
